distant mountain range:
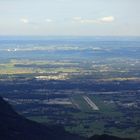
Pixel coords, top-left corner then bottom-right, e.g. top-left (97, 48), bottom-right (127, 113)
top-left (0, 96), bottom-right (133, 140)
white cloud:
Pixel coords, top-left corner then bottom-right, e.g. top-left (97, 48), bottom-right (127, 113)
top-left (20, 18), bottom-right (29, 24)
top-left (20, 18), bottom-right (53, 25)
top-left (99, 16), bottom-right (115, 22)
top-left (79, 19), bottom-right (97, 24)
top-left (45, 19), bottom-right (53, 23)
top-left (73, 16), bottom-right (115, 24)
top-left (73, 17), bottom-right (82, 20)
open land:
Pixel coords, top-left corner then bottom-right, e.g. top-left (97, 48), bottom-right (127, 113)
top-left (0, 37), bottom-right (140, 139)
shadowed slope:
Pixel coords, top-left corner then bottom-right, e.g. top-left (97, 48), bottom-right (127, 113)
top-left (88, 134), bottom-right (134, 140)
top-left (0, 96), bottom-right (83, 140)
top-left (0, 96), bottom-right (134, 140)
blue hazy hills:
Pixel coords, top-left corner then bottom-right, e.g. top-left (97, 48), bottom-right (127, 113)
top-left (0, 36), bottom-right (140, 60)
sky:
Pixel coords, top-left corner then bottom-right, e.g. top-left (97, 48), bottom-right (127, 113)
top-left (0, 0), bottom-right (140, 36)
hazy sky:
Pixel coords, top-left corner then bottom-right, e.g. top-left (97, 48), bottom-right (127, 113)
top-left (0, 0), bottom-right (140, 36)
